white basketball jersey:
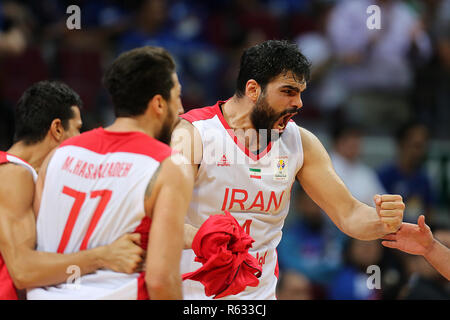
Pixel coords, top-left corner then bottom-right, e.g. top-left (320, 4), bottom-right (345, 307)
top-left (180, 101), bottom-right (304, 299)
top-left (27, 128), bottom-right (172, 300)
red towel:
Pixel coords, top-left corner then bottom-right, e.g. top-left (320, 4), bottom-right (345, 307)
top-left (182, 211), bottom-right (262, 299)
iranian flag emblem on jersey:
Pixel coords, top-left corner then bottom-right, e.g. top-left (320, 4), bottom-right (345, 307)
top-left (249, 168), bottom-right (261, 179)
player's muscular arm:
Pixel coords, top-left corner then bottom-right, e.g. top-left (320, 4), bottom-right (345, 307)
top-left (144, 154), bottom-right (194, 299)
top-left (296, 127), bottom-right (401, 240)
top-left (171, 119), bottom-right (201, 248)
top-left (0, 169), bottom-right (144, 291)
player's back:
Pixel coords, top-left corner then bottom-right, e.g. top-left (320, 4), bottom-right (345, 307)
top-left (27, 128), bottom-right (172, 300)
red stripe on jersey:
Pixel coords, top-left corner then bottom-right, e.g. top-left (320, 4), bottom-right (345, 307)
top-left (0, 254), bottom-right (18, 300)
top-left (213, 102), bottom-right (273, 161)
top-left (0, 151), bottom-right (34, 168)
top-left (181, 101), bottom-right (274, 161)
top-left (134, 216), bottom-right (151, 300)
top-left (274, 249), bottom-right (279, 279)
top-left (0, 151), bottom-right (8, 164)
top-left (180, 104), bottom-right (219, 123)
top-left (59, 128), bottom-right (173, 163)
top-left (137, 272), bottom-right (149, 300)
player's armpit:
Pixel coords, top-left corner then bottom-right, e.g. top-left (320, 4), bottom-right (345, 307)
top-left (170, 119), bottom-right (202, 176)
top-left (144, 155), bottom-right (194, 299)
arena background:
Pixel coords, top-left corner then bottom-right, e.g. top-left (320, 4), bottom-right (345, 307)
top-left (0, 0), bottom-right (449, 299)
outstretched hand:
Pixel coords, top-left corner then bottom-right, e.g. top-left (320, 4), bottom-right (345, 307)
top-left (381, 215), bottom-right (434, 256)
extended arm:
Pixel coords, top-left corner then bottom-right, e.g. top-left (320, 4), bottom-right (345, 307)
top-left (144, 154), bottom-right (194, 299)
top-left (0, 164), bottom-right (144, 290)
top-left (296, 127), bottom-right (404, 240)
top-left (382, 215), bottom-right (450, 280)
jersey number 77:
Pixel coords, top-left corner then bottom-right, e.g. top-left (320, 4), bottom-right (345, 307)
top-left (57, 186), bottom-right (112, 253)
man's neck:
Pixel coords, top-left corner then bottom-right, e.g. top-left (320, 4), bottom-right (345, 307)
top-left (7, 141), bottom-right (52, 172)
top-left (221, 96), bottom-right (267, 154)
top-left (221, 96), bottom-right (254, 131)
top-left (105, 117), bottom-right (156, 138)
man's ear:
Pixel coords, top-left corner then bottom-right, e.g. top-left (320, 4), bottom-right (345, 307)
top-left (147, 94), bottom-right (166, 117)
top-left (245, 79), bottom-right (261, 103)
top-left (49, 118), bottom-right (65, 142)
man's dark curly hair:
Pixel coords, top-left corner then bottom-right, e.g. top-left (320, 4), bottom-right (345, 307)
top-left (14, 81), bottom-right (82, 144)
top-left (236, 40), bottom-right (311, 97)
top-left (103, 46), bottom-right (176, 117)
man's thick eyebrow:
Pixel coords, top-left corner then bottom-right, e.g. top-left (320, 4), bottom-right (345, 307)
top-left (279, 85), bottom-right (300, 92)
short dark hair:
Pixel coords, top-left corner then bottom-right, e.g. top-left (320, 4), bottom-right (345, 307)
top-left (14, 81), bottom-right (82, 144)
top-left (236, 40), bottom-right (311, 97)
top-left (103, 46), bottom-right (176, 117)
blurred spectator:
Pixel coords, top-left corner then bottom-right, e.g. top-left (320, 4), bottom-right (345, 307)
top-left (0, 1), bottom-right (28, 56)
top-left (328, 239), bottom-right (383, 300)
top-left (118, 0), bottom-right (222, 108)
top-left (325, 0), bottom-right (432, 132)
top-left (294, 0), bottom-right (336, 120)
top-left (410, 0), bottom-right (450, 138)
top-left (377, 121), bottom-right (435, 223)
top-left (399, 229), bottom-right (450, 299)
top-left (330, 121), bottom-right (386, 206)
top-left (277, 185), bottom-right (347, 298)
top-left (0, 0), bottom-right (30, 150)
top-left (276, 270), bottom-right (313, 300)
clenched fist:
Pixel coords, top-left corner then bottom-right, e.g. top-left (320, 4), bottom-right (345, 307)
top-left (374, 194), bottom-right (405, 234)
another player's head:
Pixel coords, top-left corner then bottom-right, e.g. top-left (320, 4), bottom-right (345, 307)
top-left (14, 81), bottom-right (83, 146)
top-left (235, 40), bottom-right (311, 133)
top-left (103, 46), bottom-right (183, 145)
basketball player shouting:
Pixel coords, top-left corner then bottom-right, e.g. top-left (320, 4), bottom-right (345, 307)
top-left (0, 81), bottom-right (145, 300)
top-left (172, 40), bottom-right (406, 299)
top-left (27, 47), bottom-right (193, 300)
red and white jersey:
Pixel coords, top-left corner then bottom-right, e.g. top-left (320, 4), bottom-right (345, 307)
top-left (27, 128), bottom-right (172, 300)
top-left (180, 101), bottom-right (304, 300)
top-left (0, 151), bottom-right (38, 182)
top-left (0, 152), bottom-right (37, 300)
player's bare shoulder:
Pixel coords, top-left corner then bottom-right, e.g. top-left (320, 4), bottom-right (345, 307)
top-left (0, 163), bottom-right (35, 213)
top-left (171, 118), bottom-right (202, 165)
top-left (143, 153), bottom-right (194, 218)
top-left (297, 126), bottom-right (322, 151)
top-left (296, 125), bottom-right (333, 176)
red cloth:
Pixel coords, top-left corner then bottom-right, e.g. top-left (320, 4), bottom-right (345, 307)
top-left (182, 211), bottom-right (262, 299)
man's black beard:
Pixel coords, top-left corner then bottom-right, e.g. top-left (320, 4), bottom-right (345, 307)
top-left (250, 94), bottom-right (299, 147)
top-left (250, 94), bottom-right (279, 132)
top-left (157, 109), bottom-right (175, 145)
